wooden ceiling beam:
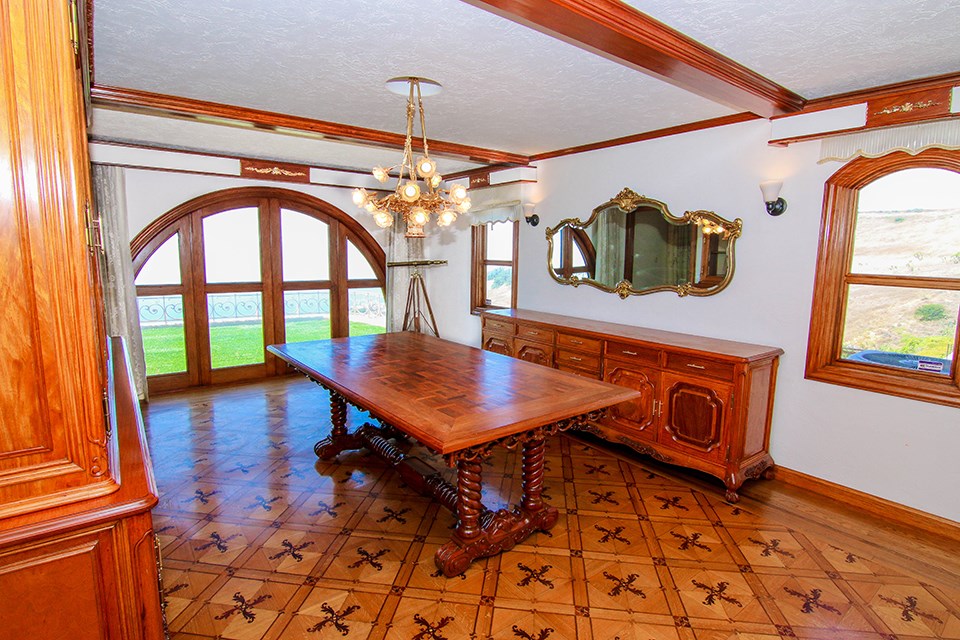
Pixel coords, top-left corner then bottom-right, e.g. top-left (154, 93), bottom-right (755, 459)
top-left (460, 0), bottom-right (806, 117)
top-left (90, 84), bottom-right (530, 167)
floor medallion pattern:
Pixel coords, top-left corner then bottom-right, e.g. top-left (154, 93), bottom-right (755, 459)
top-left (145, 378), bottom-right (960, 639)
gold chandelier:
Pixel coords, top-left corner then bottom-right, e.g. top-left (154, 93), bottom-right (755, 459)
top-left (352, 77), bottom-right (471, 238)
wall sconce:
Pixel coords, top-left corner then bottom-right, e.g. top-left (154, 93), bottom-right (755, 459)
top-left (522, 203), bottom-right (539, 226)
top-left (759, 180), bottom-right (787, 216)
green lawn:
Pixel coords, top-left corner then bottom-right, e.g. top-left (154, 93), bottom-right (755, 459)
top-left (142, 318), bottom-right (385, 375)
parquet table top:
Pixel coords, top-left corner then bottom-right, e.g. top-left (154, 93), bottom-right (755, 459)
top-left (267, 333), bottom-right (640, 454)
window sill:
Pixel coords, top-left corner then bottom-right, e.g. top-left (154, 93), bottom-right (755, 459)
top-left (805, 359), bottom-right (960, 408)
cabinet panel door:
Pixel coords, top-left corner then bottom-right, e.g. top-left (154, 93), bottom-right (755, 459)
top-left (603, 361), bottom-right (659, 441)
top-left (659, 372), bottom-right (731, 461)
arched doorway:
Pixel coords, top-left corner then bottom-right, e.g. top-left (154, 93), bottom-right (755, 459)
top-left (131, 187), bottom-right (386, 393)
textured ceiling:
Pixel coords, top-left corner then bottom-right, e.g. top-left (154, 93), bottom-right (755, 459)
top-left (91, 0), bottom-right (960, 169)
top-left (625, 0), bottom-right (960, 98)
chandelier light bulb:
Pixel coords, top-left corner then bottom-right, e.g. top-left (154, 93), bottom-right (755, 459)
top-left (429, 174), bottom-right (442, 188)
top-left (456, 197), bottom-right (471, 213)
top-left (410, 207), bottom-right (429, 227)
top-left (416, 157), bottom-right (436, 178)
top-left (372, 166), bottom-right (390, 183)
top-left (373, 211), bottom-right (394, 228)
top-left (450, 183), bottom-right (467, 204)
top-left (400, 181), bottom-right (421, 202)
top-left (363, 200), bottom-right (377, 213)
top-left (438, 209), bottom-right (457, 226)
top-left (352, 188), bottom-right (368, 207)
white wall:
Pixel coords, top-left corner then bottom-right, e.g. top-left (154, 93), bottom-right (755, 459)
top-left (429, 118), bottom-right (960, 521)
top-left (115, 120), bottom-right (960, 521)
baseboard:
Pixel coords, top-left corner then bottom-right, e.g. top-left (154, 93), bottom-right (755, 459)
top-left (772, 466), bottom-right (960, 544)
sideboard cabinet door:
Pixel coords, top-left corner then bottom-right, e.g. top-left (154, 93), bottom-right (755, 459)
top-left (602, 361), bottom-right (660, 441)
top-left (658, 373), bottom-right (731, 463)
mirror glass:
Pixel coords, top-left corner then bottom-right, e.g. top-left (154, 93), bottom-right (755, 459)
top-left (546, 188), bottom-right (742, 297)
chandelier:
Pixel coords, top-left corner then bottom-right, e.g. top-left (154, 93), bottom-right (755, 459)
top-left (352, 77), bottom-right (471, 238)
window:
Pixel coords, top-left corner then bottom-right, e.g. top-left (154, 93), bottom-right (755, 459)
top-left (132, 187), bottom-right (385, 393)
top-left (550, 227), bottom-right (595, 280)
top-left (471, 220), bottom-right (519, 313)
top-left (806, 150), bottom-right (960, 407)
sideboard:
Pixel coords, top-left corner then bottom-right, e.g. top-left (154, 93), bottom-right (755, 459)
top-left (480, 309), bottom-right (783, 502)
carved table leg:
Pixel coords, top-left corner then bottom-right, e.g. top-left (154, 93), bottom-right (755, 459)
top-left (435, 457), bottom-right (485, 577)
top-left (520, 436), bottom-right (558, 530)
top-left (314, 390), bottom-right (363, 459)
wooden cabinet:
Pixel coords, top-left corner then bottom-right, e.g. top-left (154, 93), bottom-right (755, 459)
top-left (481, 309), bottom-right (782, 502)
top-left (1, 2), bottom-right (163, 636)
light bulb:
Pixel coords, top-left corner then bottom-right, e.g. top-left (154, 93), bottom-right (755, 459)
top-left (372, 166), bottom-right (390, 183)
top-left (373, 211), bottom-right (393, 228)
top-left (415, 157), bottom-right (436, 178)
top-left (400, 181), bottom-right (421, 203)
top-left (457, 197), bottom-right (471, 213)
top-left (429, 174), bottom-right (442, 188)
top-left (438, 210), bottom-right (457, 226)
top-left (352, 188), bottom-right (367, 207)
top-left (410, 207), bottom-right (429, 227)
top-left (363, 200), bottom-right (377, 213)
top-left (449, 183), bottom-right (467, 204)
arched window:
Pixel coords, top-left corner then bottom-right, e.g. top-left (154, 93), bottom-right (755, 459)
top-left (132, 187), bottom-right (385, 393)
top-left (806, 150), bottom-right (960, 407)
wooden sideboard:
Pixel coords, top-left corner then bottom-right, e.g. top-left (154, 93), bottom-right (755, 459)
top-left (481, 309), bottom-right (783, 501)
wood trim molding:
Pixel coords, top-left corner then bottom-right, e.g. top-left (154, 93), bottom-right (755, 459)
top-left (772, 466), bottom-right (960, 544)
top-left (532, 112), bottom-right (761, 161)
top-left (460, 0), bottom-right (805, 117)
top-left (91, 84), bottom-right (528, 167)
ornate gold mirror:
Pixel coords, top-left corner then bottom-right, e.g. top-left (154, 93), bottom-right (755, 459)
top-left (546, 188), bottom-right (742, 298)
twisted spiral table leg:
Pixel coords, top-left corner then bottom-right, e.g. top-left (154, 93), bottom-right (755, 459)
top-left (455, 458), bottom-right (484, 540)
top-left (521, 436), bottom-right (546, 513)
top-left (314, 391), bottom-right (361, 459)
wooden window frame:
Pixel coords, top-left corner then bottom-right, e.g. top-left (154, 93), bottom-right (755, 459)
top-left (131, 186), bottom-right (385, 393)
top-left (471, 220), bottom-right (519, 314)
top-left (805, 149), bottom-right (960, 408)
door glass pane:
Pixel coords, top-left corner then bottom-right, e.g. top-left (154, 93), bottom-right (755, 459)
top-left (348, 288), bottom-right (386, 335)
top-left (283, 290), bottom-right (331, 343)
top-left (347, 240), bottom-right (376, 280)
top-left (281, 209), bottom-right (329, 281)
top-left (203, 207), bottom-right (261, 283)
top-left (852, 168), bottom-right (960, 277)
top-left (137, 294), bottom-right (186, 375)
top-left (841, 284), bottom-right (958, 376)
top-left (135, 234), bottom-right (181, 285)
top-left (485, 265), bottom-right (513, 307)
top-left (486, 221), bottom-right (514, 261)
top-left (207, 292), bottom-right (264, 368)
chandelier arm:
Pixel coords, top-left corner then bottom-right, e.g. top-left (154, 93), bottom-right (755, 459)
top-left (415, 80), bottom-right (431, 164)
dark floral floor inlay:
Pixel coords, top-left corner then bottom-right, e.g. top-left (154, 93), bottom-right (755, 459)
top-left (145, 377), bottom-right (958, 639)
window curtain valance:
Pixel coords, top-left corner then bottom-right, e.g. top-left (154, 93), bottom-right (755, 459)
top-left (819, 120), bottom-right (960, 163)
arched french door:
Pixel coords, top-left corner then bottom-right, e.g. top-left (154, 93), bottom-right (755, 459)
top-left (131, 187), bottom-right (386, 393)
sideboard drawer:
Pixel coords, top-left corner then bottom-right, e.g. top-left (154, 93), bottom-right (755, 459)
top-left (664, 352), bottom-right (735, 381)
top-left (557, 332), bottom-right (602, 355)
top-left (605, 341), bottom-right (660, 366)
top-left (556, 349), bottom-right (601, 373)
top-left (516, 323), bottom-right (554, 344)
top-left (483, 317), bottom-right (516, 336)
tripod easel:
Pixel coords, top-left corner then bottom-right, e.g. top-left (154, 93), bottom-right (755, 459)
top-left (387, 259), bottom-right (446, 337)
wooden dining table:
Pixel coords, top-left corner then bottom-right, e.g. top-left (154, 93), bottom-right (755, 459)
top-left (267, 332), bottom-right (640, 576)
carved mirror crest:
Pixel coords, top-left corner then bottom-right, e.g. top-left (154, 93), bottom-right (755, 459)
top-left (546, 188), bottom-right (742, 298)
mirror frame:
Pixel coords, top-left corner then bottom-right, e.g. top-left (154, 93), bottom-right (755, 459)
top-left (545, 188), bottom-right (743, 298)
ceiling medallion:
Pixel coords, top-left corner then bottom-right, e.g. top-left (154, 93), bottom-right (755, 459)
top-left (352, 77), bottom-right (471, 238)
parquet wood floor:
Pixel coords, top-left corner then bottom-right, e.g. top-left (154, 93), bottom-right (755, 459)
top-left (145, 377), bottom-right (960, 640)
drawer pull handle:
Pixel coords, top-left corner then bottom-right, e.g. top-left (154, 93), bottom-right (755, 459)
top-left (686, 363), bottom-right (706, 369)
top-left (622, 350), bottom-right (638, 356)
top-left (529, 331), bottom-right (539, 335)
top-left (570, 356), bottom-right (582, 362)
top-left (570, 339), bottom-right (583, 345)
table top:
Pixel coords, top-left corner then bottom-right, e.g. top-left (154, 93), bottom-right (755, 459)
top-left (267, 332), bottom-right (640, 455)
